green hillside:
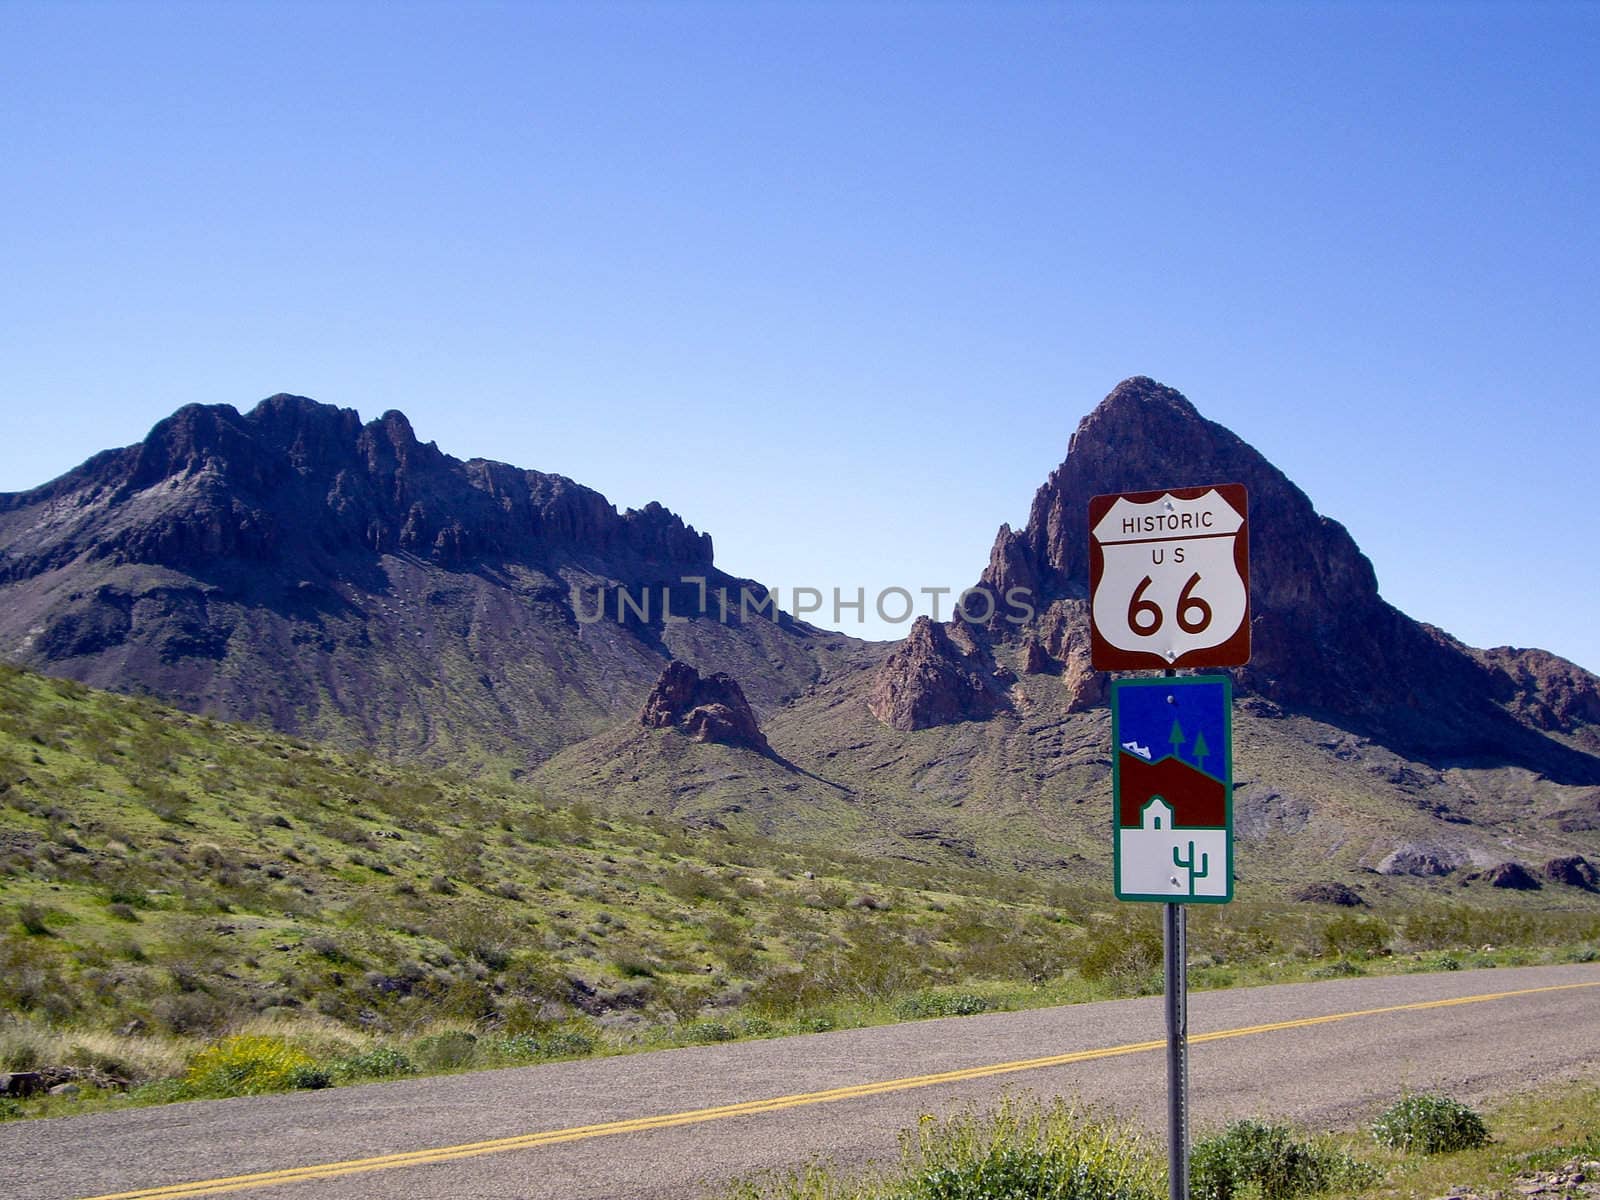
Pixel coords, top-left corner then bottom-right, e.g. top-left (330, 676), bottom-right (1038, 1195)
top-left (2, 663), bottom-right (1597, 1122)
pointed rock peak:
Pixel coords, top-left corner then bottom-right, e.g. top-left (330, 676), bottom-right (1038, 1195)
top-left (1067, 376), bottom-right (1224, 459)
top-left (374, 409), bottom-right (419, 448)
top-left (866, 615), bottom-right (1006, 732)
top-left (1098, 375), bottom-right (1199, 417)
top-left (640, 661), bottom-right (768, 752)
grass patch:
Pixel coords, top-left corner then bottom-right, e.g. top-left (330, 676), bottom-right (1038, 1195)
top-left (3, 661), bottom-right (1600, 1123)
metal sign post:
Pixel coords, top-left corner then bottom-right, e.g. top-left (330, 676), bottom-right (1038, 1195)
top-left (1091, 483), bottom-right (1250, 1200)
top-left (1165, 900), bottom-right (1188, 1200)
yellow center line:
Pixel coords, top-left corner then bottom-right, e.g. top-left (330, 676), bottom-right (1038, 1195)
top-left (81, 978), bottom-right (1600, 1200)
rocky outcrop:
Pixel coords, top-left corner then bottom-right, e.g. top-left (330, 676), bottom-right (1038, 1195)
top-left (1020, 639), bottom-right (1052, 676)
top-left (640, 661), bottom-right (769, 752)
top-left (1476, 646), bottom-right (1600, 746)
top-left (1542, 855), bottom-right (1598, 890)
top-left (1434, 1159), bottom-right (1600, 1200)
top-left (866, 617), bottom-right (1006, 732)
top-left (1293, 881), bottom-right (1366, 906)
top-left (1378, 846), bottom-right (1458, 877)
top-left (1480, 861), bottom-right (1541, 890)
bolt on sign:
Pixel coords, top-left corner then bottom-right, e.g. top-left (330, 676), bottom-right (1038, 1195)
top-left (1088, 484), bottom-right (1250, 670)
top-left (1112, 675), bottom-right (1233, 903)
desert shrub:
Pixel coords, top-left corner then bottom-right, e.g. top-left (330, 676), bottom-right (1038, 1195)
top-left (536, 1028), bottom-right (596, 1059)
top-left (16, 902), bottom-right (53, 936)
top-left (288, 1064), bottom-right (333, 1089)
top-left (1075, 915), bottom-right (1163, 985)
top-left (682, 1021), bottom-right (734, 1044)
top-left (612, 951), bottom-right (657, 979)
top-left (183, 1035), bottom-right (317, 1097)
top-left (412, 1030), bottom-right (479, 1071)
top-left (152, 990), bottom-right (231, 1035)
top-left (428, 902), bottom-right (516, 969)
top-left (0, 933), bottom-right (76, 1018)
top-left (332, 1044), bottom-right (413, 1080)
top-left (304, 935), bottom-right (355, 964)
top-left (894, 1096), bottom-right (1161, 1200)
top-left (1371, 1094), bottom-right (1489, 1154)
top-left (1400, 906), bottom-right (1473, 950)
top-left (0, 1021), bottom-right (53, 1071)
top-left (660, 866), bottom-right (729, 904)
top-left (1322, 914), bottom-right (1391, 958)
top-left (474, 1027), bottom-right (595, 1062)
top-left (1191, 1119), bottom-right (1377, 1199)
top-left (894, 991), bottom-right (990, 1020)
top-left (482, 1033), bottom-right (543, 1063)
top-left (800, 920), bottom-right (931, 1004)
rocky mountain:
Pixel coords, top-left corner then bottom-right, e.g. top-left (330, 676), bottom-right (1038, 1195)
top-left (4, 380), bottom-right (1599, 900)
top-left (0, 395), bottom-right (849, 768)
top-left (533, 379), bottom-right (1600, 897)
top-left (872, 377), bottom-right (1600, 784)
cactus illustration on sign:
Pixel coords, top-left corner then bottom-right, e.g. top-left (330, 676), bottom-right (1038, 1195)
top-left (1173, 840), bottom-right (1210, 897)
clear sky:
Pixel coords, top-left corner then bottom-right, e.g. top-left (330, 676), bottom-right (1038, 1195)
top-left (3, 1), bottom-right (1596, 670)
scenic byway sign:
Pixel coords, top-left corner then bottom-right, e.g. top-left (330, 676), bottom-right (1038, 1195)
top-left (1088, 483), bottom-right (1250, 670)
top-left (1113, 675), bottom-right (1233, 903)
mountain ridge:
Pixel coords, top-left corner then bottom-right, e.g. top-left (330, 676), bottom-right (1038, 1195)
top-left (0, 393), bottom-right (848, 767)
top-left (2, 379), bottom-right (1598, 892)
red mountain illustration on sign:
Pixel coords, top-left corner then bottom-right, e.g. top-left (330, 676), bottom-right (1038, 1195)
top-left (1117, 752), bottom-right (1227, 828)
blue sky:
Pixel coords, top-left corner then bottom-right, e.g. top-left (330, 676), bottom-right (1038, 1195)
top-left (3, 1), bottom-right (1596, 669)
top-left (1115, 678), bottom-right (1231, 786)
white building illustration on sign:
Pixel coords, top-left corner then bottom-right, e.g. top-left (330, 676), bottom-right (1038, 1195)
top-left (1117, 797), bottom-right (1229, 899)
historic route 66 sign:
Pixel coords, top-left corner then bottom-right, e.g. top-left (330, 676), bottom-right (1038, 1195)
top-left (1088, 484), bottom-right (1250, 670)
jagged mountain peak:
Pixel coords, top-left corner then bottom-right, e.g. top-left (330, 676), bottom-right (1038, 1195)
top-left (900, 377), bottom-right (1600, 781)
top-left (985, 375), bottom-right (1371, 608)
top-left (0, 392), bottom-right (827, 765)
top-left (0, 394), bottom-right (714, 578)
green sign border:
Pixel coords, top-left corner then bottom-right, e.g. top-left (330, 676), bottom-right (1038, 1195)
top-left (1111, 674), bottom-right (1234, 904)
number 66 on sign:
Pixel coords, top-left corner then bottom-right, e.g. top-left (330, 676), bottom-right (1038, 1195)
top-left (1088, 484), bottom-right (1250, 671)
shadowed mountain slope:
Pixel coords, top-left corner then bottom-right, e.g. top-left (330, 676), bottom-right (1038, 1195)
top-left (0, 395), bottom-right (849, 769)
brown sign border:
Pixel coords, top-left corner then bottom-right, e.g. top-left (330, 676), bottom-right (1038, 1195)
top-left (1088, 482), bottom-right (1250, 671)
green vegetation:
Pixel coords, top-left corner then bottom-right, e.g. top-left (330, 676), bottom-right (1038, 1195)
top-left (2, 661), bottom-right (1600, 1123)
top-left (1369, 1094), bottom-right (1490, 1155)
top-left (1325, 1083), bottom-right (1600, 1198)
top-left (182, 1034), bottom-right (321, 1097)
top-left (713, 1083), bottom-right (1600, 1200)
top-left (717, 1097), bottom-right (1162, 1200)
top-left (1191, 1120), bottom-right (1377, 1199)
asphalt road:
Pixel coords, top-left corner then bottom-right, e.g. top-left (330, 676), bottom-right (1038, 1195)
top-left (5, 963), bottom-right (1599, 1200)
